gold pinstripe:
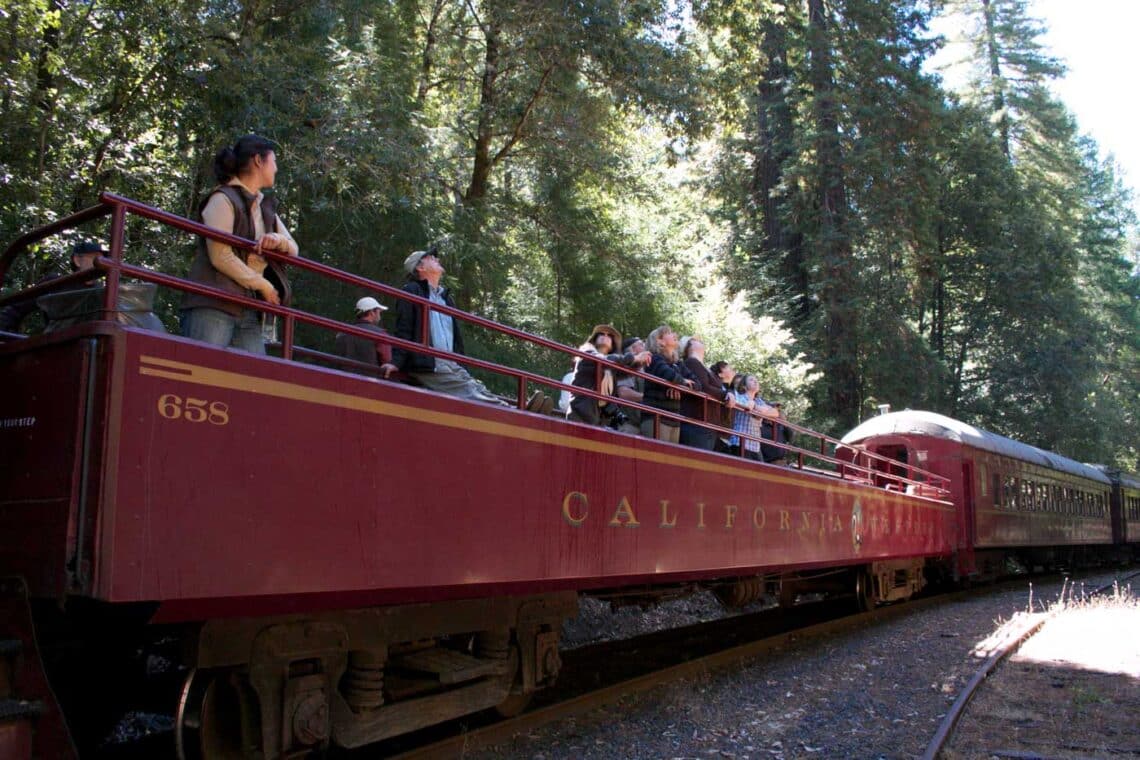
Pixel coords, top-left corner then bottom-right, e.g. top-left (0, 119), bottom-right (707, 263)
top-left (139, 354), bottom-right (953, 510)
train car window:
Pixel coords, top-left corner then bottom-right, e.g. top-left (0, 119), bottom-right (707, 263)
top-left (1004, 476), bottom-right (1019, 510)
top-left (992, 473), bottom-right (1002, 507)
top-left (978, 463), bottom-right (988, 497)
top-left (1022, 479), bottom-right (1035, 511)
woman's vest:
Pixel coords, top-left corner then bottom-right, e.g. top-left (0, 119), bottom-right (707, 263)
top-left (182, 185), bottom-right (291, 315)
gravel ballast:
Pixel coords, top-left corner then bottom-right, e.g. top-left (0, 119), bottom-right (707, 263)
top-left (473, 573), bottom-right (1131, 760)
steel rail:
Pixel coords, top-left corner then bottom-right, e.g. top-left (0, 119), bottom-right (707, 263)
top-left (920, 568), bottom-right (1140, 760)
top-left (388, 592), bottom-right (962, 760)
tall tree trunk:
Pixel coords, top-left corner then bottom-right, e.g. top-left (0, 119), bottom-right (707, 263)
top-left (415, 0), bottom-right (446, 110)
top-left (753, 10), bottom-right (808, 324)
top-left (465, 14), bottom-right (501, 205)
top-left (32, 0), bottom-right (63, 181)
top-left (807, 0), bottom-right (860, 427)
top-left (981, 0), bottom-right (1010, 158)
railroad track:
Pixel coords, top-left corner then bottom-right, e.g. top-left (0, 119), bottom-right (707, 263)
top-left (922, 568), bottom-right (1140, 760)
top-left (366, 590), bottom-right (962, 759)
top-left (96, 569), bottom-right (1134, 759)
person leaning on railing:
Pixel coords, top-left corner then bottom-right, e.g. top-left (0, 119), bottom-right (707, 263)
top-left (640, 325), bottom-right (696, 443)
top-left (566, 324), bottom-right (650, 428)
top-left (180, 134), bottom-right (298, 354)
top-left (334, 296), bottom-right (399, 378)
top-left (679, 335), bottom-right (734, 451)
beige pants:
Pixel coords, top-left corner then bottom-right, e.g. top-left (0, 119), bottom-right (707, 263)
top-left (640, 416), bottom-right (680, 443)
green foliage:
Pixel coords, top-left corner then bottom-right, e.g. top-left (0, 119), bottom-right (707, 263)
top-left (0, 0), bottom-right (1135, 465)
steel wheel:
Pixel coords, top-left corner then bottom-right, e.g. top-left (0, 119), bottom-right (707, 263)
top-left (854, 569), bottom-right (875, 612)
top-left (176, 668), bottom-right (253, 760)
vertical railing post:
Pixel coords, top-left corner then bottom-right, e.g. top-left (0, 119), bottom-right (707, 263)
top-left (281, 313), bottom-right (295, 360)
top-left (101, 203), bottom-right (126, 319)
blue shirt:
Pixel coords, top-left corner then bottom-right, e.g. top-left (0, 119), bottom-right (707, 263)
top-left (427, 285), bottom-right (454, 353)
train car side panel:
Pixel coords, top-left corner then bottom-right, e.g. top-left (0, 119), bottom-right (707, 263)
top-left (92, 330), bottom-right (956, 618)
top-left (0, 337), bottom-right (105, 595)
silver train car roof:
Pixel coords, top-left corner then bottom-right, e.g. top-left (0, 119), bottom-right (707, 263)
top-left (1091, 464), bottom-right (1140, 489)
top-left (841, 410), bottom-right (1111, 485)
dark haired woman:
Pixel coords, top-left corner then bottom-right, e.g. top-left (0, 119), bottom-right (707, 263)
top-left (180, 134), bottom-right (298, 353)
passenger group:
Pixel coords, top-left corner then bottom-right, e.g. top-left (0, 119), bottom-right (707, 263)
top-left (16, 133), bottom-right (790, 462)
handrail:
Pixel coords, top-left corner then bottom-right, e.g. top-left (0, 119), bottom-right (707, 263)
top-left (0, 191), bottom-right (951, 498)
top-left (0, 203), bottom-right (113, 284)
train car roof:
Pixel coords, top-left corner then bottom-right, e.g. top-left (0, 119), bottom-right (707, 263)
top-left (841, 410), bottom-right (1111, 485)
top-left (1091, 464), bottom-right (1140, 489)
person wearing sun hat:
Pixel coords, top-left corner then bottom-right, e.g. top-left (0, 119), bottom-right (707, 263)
top-left (566, 324), bottom-right (651, 427)
top-left (334, 296), bottom-right (398, 378)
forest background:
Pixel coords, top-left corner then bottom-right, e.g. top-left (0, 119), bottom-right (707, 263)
top-left (1, 0), bottom-right (1137, 468)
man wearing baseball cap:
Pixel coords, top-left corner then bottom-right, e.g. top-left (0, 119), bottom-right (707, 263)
top-left (0, 240), bottom-right (105, 332)
top-left (392, 245), bottom-right (531, 407)
top-left (333, 296), bottom-right (398, 378)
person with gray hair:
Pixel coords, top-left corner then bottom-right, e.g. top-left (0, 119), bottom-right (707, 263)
top-left (391, 246), bottom-right (551, 412)
top-left (679, 335), bottom-right (733, 450)
top-left (640, 324), bottom-right (695, 443)
top-left (391, 246), bottom-right (505, 404)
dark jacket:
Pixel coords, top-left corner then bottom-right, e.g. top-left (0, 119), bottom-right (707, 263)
top-left (568, 348), bottom-right (642, 426)
top-left (391, 277), bottom-right (465, 372)
top-left (681, 357), bottom-right (730, 423)
top-left (643, 352), bottom-right (692, 426)
top-left (0, 272), bottom-right (64, 332)
top-left (334, 320), bottom-right (392, 367)
top-left (183, 184), bottom-right (291, 316)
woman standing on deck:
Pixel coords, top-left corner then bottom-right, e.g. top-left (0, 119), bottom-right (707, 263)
top-left (180, 134), bottom-right (299, 354)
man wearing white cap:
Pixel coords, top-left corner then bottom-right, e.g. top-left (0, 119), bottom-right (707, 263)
top-left (334, 296), bottom-right (398, 378)
top-left (391, 246), bottom-right (514, 406)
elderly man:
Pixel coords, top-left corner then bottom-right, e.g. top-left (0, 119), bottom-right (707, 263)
top-left (391, 247), bottom-right (516, 406)
top-left (334, 296), bottom-right (398, 378)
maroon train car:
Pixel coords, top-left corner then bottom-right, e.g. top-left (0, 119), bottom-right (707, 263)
top-left (841, 410), bottom-right (1119, 579)
top-left (0, 195), bottom-right (957, 758)
top-left (1099, 466), bottom-right (1140, 552)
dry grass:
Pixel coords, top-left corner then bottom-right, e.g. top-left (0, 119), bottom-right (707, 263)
top-left (943, 577), bottom-right (1140, 759)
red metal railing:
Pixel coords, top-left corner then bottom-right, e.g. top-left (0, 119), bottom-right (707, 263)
top-left (0, 191), bottom-right (950, 498)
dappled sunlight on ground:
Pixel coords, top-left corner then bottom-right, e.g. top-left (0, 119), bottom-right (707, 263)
top-left (1013, 605), bottom-right (1140, 677)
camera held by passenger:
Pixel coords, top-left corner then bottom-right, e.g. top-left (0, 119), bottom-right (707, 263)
top-left (603, 403), bottom-right (629, 429)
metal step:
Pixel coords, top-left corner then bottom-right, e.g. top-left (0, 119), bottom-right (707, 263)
top-left (398, 648), bottom-right (510, 685)
top-left (0, 699), bottom-right (42, 760)
top-left (0, 699), bottom-right (42, 722)
top-left (0, 639), bottom-right (21, 699)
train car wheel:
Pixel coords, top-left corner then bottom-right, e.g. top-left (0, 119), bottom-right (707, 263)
top-left (493, 691), bottom-right (533, 718)
top-left (854, 569), bottom-right (874, 612)
top-left (176, 668), bottom-right (255, 760)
